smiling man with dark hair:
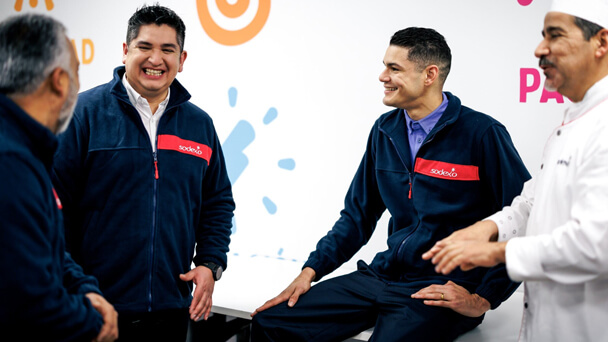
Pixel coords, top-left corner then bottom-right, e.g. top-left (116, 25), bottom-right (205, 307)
top-left (52, 4), bottom-right (235, 341)
top-left (251, 27), bottom-right (530, 342)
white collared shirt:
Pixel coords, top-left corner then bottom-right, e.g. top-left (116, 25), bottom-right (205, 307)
top-left (122, 75), bottom-right (170, 151)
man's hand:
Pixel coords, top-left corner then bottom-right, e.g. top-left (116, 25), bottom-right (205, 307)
top-left (251, 267), bottom-right (316, 317)
top-left (428, 240), bottom-right (507, 275)
top-left (422, 220), bottom-right (499, 261)
top-left (180, 266), bottom-right (215, 321)
top-left (411, 281), bottom-right (490, 317)
top-left (85, 292), bottom-right (118, 342)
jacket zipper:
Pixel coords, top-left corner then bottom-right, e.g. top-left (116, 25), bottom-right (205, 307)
top-left (378, 128), bottom-right (418, 260)
top-left (148, 143), bottom-right (159, 311)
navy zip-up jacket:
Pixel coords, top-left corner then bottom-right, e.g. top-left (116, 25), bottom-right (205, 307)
top-left (304, 92), bottom-right (530, 309)
top-left (0, 94), bottom-right (104, 340)
top-left (52, 67), bottom-right (235, 314)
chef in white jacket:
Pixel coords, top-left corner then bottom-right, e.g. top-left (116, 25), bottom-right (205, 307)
top-left (419, 0), bottom-right (608, 341)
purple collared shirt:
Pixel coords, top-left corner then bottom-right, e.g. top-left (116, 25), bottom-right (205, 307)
top-left (404, 92), bottom-right (448, 166)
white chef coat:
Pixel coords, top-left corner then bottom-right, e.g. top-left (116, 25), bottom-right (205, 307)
top-left (487, 75), bottom-right (608, 341)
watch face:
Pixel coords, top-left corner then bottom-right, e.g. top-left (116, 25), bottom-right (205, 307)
top-left (215, 266), bottom-right (223, 280)
top-left (204, 262), bottom-right (222, 281)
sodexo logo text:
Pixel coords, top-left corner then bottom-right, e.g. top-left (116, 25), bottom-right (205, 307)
top-left (179, 145), bottom-right (204, 155)
top-left (431, 168), bottom-right (458, 178)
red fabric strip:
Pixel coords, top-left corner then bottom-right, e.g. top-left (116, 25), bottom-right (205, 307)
top-left (157, 134), bottom-right (212, 164)
top-left (414, 158), bottom-right (479, 181)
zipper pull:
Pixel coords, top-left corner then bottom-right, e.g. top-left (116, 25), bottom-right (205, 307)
top-left (408, 182), bottom-right (412, 199)
top-left (153, 152), bottom-right (159, 179)
top-left (408, 174), bottom-right (413, 199)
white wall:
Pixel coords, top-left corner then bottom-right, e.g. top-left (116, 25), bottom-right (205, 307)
top-left (0, 0), bottom-right (565, 268)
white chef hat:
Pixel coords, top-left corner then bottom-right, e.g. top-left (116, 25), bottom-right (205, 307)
top-left (550, 0), bottom-right (608, 28)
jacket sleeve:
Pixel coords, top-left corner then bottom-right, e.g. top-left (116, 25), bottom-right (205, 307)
top-left (192, 130), bottom-right (235, 270)
top-left (303, 125), bottom-right (386, 281)
top-left (487, 177), bottom-right (536, 242)
top-left (63, 251), bottom-right (103, 295)
top-left (473, 123), bottom-right (531, 309)
top-left (0, 155), bottom-right (102, 340)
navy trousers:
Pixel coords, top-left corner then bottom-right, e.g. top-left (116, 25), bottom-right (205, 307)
top-left (251, 264), bottom-right (483, 342)
top-left (117, 308), bottom-right (189, 342)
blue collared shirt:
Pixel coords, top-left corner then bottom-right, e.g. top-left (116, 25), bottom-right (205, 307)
top-left (404, 92), bottom-right (448, 166)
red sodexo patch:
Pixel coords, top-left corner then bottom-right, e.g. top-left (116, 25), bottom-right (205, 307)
top-left (157, 134), bottom-right (212, 164)
top-left (414, 158), bottom-right (479, 181)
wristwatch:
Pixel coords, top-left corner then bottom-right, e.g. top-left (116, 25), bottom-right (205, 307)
top-left (201, 262), bottom-right (223, 281)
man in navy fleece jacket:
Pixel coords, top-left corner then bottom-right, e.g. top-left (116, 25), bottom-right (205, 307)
top-left (0, 14), bottom-right (117, 341)
top-left (251, 27), bottom-right (530, 342)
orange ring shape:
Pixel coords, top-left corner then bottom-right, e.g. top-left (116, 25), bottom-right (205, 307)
top-left (197, 0), bottom-right (271, 46)
top-left (216, 0), bottom-right (249, 18)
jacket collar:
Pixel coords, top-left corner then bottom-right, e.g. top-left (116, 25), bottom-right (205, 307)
top-left (379, 92), bottom-right (461, 138)
top-left (109, 66), bottom-right (192, 110)
top-left (0, 93), bottom-right (58, 169)
top-left (377, 92), bottom-right (462, 170)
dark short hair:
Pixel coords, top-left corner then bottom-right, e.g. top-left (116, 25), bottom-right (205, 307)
top-left (126, 3), bottom-right (186, 51)
top-left (389, 27), bottom-right (452, 84)
top-left (574, 16), bottom-right (603, 41)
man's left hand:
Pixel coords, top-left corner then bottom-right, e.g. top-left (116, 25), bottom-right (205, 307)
top-left (411, 281), bottom-right (490, 317)
top-left (180, 266), bottom-right (215, 321)
top-left (85, 292), bottom-right (118, 342)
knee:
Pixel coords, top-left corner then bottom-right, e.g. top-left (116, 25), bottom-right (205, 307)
top-left (251, 311), bottom-right (273, 342)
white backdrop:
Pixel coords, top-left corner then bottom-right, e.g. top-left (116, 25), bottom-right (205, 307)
top-left (0, 0), bottom-right (566, 269)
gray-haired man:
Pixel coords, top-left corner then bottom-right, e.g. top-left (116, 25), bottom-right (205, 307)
top-left (0, 13), bottom-right (118, 341)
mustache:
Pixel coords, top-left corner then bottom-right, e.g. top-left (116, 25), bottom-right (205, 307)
top-left (539, 57), bottom-right (555, 68)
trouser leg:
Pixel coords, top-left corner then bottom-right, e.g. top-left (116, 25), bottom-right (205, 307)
top-left (251, 270), bottom-right (382, 342)
top-left (117, 308), bottom-right (190, 342)
top-left (370, 284), bottom-right (483, 342)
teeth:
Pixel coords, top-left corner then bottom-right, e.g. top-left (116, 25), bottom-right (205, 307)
top-left (386, 87), bottom-right (397, 91)
top-left (145, 69), bottom-right (163, 76)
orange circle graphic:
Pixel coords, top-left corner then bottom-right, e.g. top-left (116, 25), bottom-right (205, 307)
top-left (197, 0), bottom-right (271, 46)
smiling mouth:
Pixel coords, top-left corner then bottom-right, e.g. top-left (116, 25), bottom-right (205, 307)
top-left (144, 68), bottom-right (163, 76)
top-left (385, 87), bottom-right (397, 91)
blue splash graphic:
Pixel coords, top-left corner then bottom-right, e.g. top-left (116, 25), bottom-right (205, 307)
top-left (228, 87), bottom-right (238, 107)
top-left (262, 196), bottom-right (277, 214)
top-left (221, 87), bottom-right (295, 237)
top-left (263, 107), bottom-right (278, 125)
top-left (223, 120), bottom-right (255, 183)
top-left (278, 158), bottom-right (296, 170)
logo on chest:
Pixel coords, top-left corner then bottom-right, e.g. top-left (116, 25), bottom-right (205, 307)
top-left (414, 158), bottom-right (479, 181)
top-left (556, 156), bottom-right (571, 167)
top-left (158, 134), bottom-right (212, 164)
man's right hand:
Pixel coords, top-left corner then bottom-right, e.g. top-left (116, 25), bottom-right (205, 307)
top-left (250, 267), bottom-right (316, 317)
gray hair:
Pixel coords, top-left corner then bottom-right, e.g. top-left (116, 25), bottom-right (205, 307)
top-left (0, 14), bottom-right (72, 96)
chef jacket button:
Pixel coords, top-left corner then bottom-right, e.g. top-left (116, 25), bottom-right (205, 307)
top-left (524, 302), bottom-right (528, 309)
top-left (557, 130), bottom-right (561, 136)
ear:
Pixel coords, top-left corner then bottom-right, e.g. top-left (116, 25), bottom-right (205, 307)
top-left (595, 29), bottom-right (608, 58)
top-left (178, 50), bottom-right (188, 73)
top-left (48, 67), bottom-right (68, 99)
top-left (424, 65), bottom-right (440, 86)
top-left (122, 42), bottom-right (129, 64)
